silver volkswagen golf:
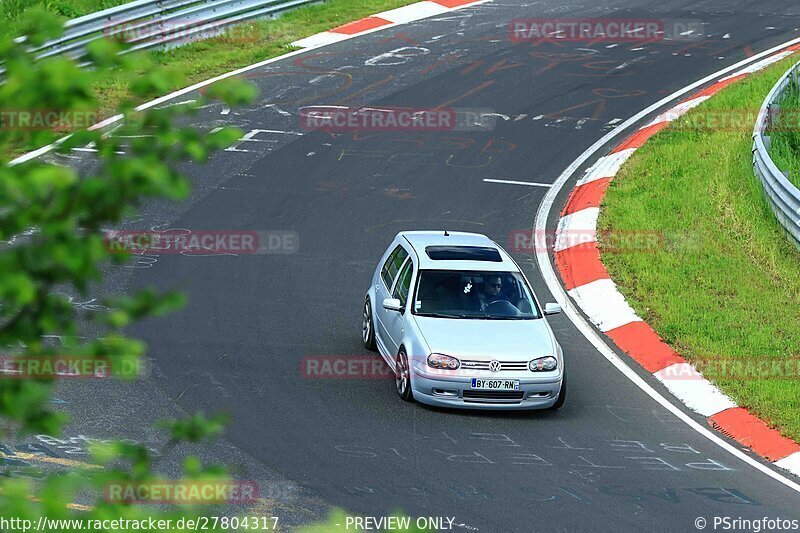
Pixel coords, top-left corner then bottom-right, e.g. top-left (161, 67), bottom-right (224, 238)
top-left (362, 231), bottom-right (566, 410)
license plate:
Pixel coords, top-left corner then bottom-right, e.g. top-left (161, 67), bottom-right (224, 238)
top-left (470, 379), bottom-right (520, 391)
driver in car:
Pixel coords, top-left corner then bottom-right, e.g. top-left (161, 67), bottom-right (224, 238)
top-left (478, 275), bottom-right (504, 311)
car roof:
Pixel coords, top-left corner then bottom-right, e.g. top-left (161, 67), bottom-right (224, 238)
top-left (397, 231), bottom-right (519, 272)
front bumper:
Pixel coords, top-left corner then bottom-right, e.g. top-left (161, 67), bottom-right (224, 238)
top-left (410, 365), bottom-right (563, 410)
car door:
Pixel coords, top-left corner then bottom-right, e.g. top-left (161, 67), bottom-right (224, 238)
top-left (375, 244), bottom-right (408, 351)
top-left (385, 257), bottom-right (414, 356)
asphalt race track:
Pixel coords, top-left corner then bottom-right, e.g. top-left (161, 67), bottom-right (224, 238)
top-left (54, 0), bottom-right (800, 530)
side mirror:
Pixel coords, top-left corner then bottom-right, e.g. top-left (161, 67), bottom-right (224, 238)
top-left (544, 303), bottom-right (562, 316)
top-left (383, 298), bottom-right (403, 312)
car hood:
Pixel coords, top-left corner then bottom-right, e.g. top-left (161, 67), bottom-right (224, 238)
top-left (412, 315), bottom-right (556, 360)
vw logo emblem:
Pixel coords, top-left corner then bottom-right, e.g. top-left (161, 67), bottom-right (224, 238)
top-left (489, 360), bottom-right (502, 372)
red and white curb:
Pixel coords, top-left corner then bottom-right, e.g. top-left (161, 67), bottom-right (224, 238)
top-left (291, 0), bottom-right (486, 48)
top-left (555, 43), bottom-right (800, 477)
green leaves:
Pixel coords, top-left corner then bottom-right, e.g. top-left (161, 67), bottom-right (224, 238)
top-left (16, 8), bottom-right (64, 47)
top-left (129, 68), bottom-right (186, 99)
top-left (207, 126), bottom-right (242, 151)
top-left (204, 77), bottom-right (260, 105)
top-left (84, 38), bottom-right (125, 69)
top-left (0, 9), bottom-right (257, 527)
top-left (0, 272), bottom-right (36, 307)
top-left (162, 413), bottom-right (230, 443)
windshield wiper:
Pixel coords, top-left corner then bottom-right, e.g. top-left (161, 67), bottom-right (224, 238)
top-left (417, 312), bottom-right (493, 319)
top-left (417, 312), bottom-right (537, 320)
top-left (460, 314), bottom-right (536, 320)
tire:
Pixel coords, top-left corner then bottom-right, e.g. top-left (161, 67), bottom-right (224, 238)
top-left (551, 372), bottom-right (567, 409)
top-left (362, 296), bottom-right (376, 351)
top-left (394, 349), bottom-right (414, 402)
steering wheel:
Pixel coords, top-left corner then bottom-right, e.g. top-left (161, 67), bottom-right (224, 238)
top-left (486, 299), bottom-right (520, 315)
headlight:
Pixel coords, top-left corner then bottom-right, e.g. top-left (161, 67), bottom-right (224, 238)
top-left (427, 353), bottom-right (461, 370)
top-left (529, 356), bottom-right (558, 372)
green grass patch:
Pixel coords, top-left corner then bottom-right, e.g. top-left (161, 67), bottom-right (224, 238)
top-left (769, 76), bottom-right (800, 189)
top-left (0, 0), bottom-right (132, 39)
top-left (598, 55), bottom-right (800, 442)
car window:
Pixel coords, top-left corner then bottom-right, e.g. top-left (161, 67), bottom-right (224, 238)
top-left (412, 270), bottom-right (541, 319)
top-left (381, 245), bottom-right (408, 288)
top-left (391, 259), bottom-right (413, 306)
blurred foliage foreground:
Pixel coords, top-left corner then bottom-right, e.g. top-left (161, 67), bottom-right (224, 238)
top-left (0, 8), bottom-right (270, 531)
top-left (0, 10), bottom-right (424, 531)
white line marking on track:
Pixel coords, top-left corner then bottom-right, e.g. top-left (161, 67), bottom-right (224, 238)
top-left (483, 178), bottom-right (551, 187)
top-left (534, 35), bottom-right (800, 494)
top-left (155, 99), bottom-right (196, 109)
top-left (264, 104), bottom-right (292, 116)
top-left (71, 147), bottom-right (124, 155)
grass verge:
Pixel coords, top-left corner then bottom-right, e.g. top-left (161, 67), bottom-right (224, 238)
top-left (1, 0), bottom-right (131, 39)
top-left (598, 55), bottom-right (800, 442)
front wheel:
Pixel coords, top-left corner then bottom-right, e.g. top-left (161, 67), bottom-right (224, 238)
top-left (362, 296), bottom-right (376, 351)
top-left (395, 349), bottom-right (414, 402)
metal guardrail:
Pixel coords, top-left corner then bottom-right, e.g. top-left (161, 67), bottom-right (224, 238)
top-left (753, 60), bottom-right (800, 249)
top-left (13, 0), bottom-right (318, 64)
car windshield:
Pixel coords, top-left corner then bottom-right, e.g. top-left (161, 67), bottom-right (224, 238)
top-left (412, 270), bottom-right (541, 319)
